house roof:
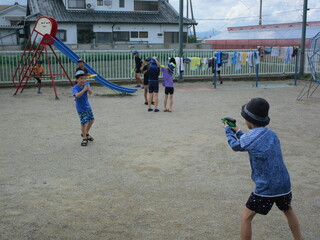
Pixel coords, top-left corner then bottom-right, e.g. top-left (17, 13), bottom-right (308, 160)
top-left (0, 3), bottom-right (26, 13)
top-left (207, 25), bottom-right (320, 41)
top-left (26, 0), bottom-right (197, 25)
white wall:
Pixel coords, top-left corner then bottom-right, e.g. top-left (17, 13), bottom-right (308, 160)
top-left (0, 6), bottom-right (26, 26)
top-left (93, 23), bottom-right (188, 44)
top-left (0, 29), bottom-right (17, 45)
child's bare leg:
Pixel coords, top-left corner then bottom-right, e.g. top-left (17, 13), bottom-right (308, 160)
top-left (164, 94), bottom-right (168, 110)
top-left (241, 207), bottom-right (256, 240)
top-left (169, 94), bottom-right (173, 111)
top-left (38, 82), bottom-right (42, 91)
top-left (283, 206), bottom-right (302, 240)
top-left (154, 92), bottom-right (159, 109)
top-left (144, 85), bottom-right (148, 102)
top-left (81, 124), bottom-right (87, 139)
top-left (148, 93), bottom-right (153, 108)
top-left (86, 120), bottom-right (94, 135)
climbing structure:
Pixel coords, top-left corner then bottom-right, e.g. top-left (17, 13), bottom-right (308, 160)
top-left (297, 32), bottom-right (320, 100)
top-left (12, 17), bottom-right (73, 99)
top-left (12, 16), bottom-right (137, 99)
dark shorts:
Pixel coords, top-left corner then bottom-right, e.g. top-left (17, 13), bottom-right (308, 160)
top-left (77, 109), bottom-right (95, 125)
top-left (148, 80), bottom-right (159, 93)
top-left (144, 78), bottom-right (148, 86)
top-left (35, 77), bottom-right (41, 83)
top-left (165, 87), bottom-right (174, 95)
top-left (135, 69), bottom-right (141, 74)
top-left (246, 192), bottom-right (292, 215)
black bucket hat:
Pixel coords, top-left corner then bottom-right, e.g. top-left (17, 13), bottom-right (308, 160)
top-left (241, 98), bottom-right (270, 126)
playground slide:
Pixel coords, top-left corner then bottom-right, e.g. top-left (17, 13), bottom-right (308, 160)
top-left (52, 37), bottom-right (137, 94)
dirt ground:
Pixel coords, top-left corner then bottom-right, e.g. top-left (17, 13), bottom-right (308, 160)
top-left (0, 80), bottom-right (319, 240)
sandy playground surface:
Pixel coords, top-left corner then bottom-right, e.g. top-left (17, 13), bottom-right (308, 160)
top-left (0, 80), bottom-right (320, 240)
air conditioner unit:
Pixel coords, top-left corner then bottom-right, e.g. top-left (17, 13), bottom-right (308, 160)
top-left (157, 33), bottom-right (163, 37)
top-left (86, 3), bottom-right (94, 10)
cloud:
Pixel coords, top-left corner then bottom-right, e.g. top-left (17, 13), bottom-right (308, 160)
top-left (169, 0), bottom-right (320, 33)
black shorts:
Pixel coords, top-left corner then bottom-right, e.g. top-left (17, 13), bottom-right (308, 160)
top-left (148, 80), bottom-right (159, 93)
top-left (165, 87), bottom-right (174, 95)
top-left (35, 77), bottom-right (41, 83)
top-left (135, 69), bottom-right (141, 74)
top-left (246, 192), bottom-right (292, 215)
top-left (144, 78), bottom-right (148, 86)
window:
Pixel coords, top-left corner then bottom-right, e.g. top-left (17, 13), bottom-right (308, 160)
top-left (10, 20), bottom-right (19, 26)
top-left (119, 0), bottom-right (125, 8)
top-left (57, 30), bottom-right (67, 42)
top-left (164, 32), bottom-right (187, 44)
top-left (97, 0), bottom-right (103, 6)
top-left (96, 32), bottom-right (112, 43)
top-left (113, 32), bottom-right (129, 41)
top-left (68, 0), bottom-right (85, 9)
top-left (134, 1), bottom-right (158, 11)
top-left (139, 32), bottom-right (148, 38)
top-left (131, 31), bottom-right (138, 38)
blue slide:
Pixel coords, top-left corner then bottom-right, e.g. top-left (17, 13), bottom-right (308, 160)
top-left (52, 37), bottom-right (137, 94)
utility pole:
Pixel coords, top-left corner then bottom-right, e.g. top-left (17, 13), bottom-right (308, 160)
top-left (178, 0), bottom-right (184, 82)
top-left (189, 0), bottom-right (196, 38)
top-left (259, 0), bottom-right (262, 25)
top-left (299, 0), bottom-right (308, 75)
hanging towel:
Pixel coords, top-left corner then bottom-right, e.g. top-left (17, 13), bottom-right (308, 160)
top-left (232, 52), bottom-right (237, 65)
top-left (190, 57), bottom-right (201, 71)
top-left (241, 52), bottom-right (248, 65)
top-left (235, 52), bottom-right (242, 71)
top-left (227, 53), bottom-right (232, 67)
top-left (285, 47), bottom-right (294, 63)
top-left (221, 52), bottom-right (229, 63)
top-left (254, 51), bottom-right (260, 65)
top-left (202, 58), bottom-right (209, 70)
top-left (247, 52), bottom-right (253, 67)
top-left (175, 57), bottom-right (185, 74)
top-left (279, 47), bottom-right (287, 60)
top-left (271, 47), bottom-right (280, 57)
top-left (264, 47), bottom-right (272, 55)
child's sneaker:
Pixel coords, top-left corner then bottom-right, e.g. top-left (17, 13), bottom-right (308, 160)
top-left (37, 91), bottom-right (42, 94)
top-left (154, 109), bottom-right (159, 112)
top-left (135, 85), bottom-right (141, 88)
top-left (148, 108), bottom-right (153, 112)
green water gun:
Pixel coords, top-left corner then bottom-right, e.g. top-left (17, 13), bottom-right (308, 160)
top-left (221, 117), bottom-right (237, 127)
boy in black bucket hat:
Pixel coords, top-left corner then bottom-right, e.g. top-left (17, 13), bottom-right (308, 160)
top-left (223, 98), bottom-right (302, 240)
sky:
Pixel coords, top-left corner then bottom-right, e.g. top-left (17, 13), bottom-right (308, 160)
top-left (2, 0), bottom-right (320, 34)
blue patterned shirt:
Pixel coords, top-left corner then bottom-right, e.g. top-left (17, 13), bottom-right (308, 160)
top-left (225, 126), bottom-right (291, 197)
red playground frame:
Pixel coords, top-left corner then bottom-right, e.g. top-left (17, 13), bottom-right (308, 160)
top-left (12, 17), bottom-right (73, 99)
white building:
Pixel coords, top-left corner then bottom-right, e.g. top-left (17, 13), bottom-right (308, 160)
top-left (26, 0), bottom-right (196, 45)
top-left (0, 2), bottom-right (26, 45)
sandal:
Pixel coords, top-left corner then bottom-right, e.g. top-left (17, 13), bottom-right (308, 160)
top-left (86, 134), bottom-right (94, 141)
top-left (164, 109), bottom-right (168, 112)
top-left (81, 133), bottom-right (94, 141)
top-left (81, 138), bottom-right (88, 146)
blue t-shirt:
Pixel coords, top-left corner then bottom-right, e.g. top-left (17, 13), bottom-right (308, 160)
top-left (148, 65), bottom-right (160, 81)
top-left (72, 84), bottom-right (91, 112)
top-left (225, 126), bottom-right (291, 197)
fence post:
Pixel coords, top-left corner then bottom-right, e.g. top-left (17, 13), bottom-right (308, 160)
top-left (213, 63), bottom-right (217, 88)
top-left (255, 63), bottom-right (259, 87)
top-left (294, 50), bottom-right (299, 86)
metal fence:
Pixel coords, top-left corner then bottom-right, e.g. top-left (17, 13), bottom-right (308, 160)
top-left (0, 49), bottom-right (308, 84)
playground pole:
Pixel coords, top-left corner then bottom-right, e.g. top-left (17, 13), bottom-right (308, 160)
top-left (299, 0), bottom-right (308, 75)
top-left (178, 0), bottom-right (184, 82)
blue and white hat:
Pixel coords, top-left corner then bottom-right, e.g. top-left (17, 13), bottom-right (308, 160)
top-left (75, 70), bottom-right (86, 77)
top-left (168, 62), bottom-right (176, 72)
